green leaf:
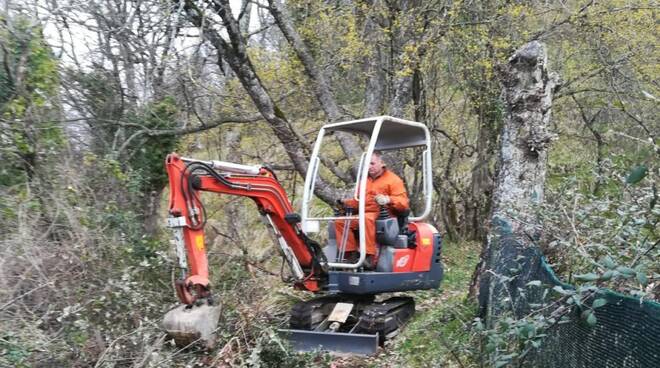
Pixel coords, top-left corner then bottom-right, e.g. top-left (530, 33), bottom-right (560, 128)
top-left (634, 264), bottom-right (646, 273)
top-left (586, 312), bottom-right (597, 327)
top-left (615, 266), bottom-right (636, 276)
top-left (626, 165), bottom-right (647, 185)
top-left (486, 342), bottom-right (496, 353)
top-left (600, 256), bottom-right (616, 269)
top-left (600, 270), bottom-right (614, 281)
top-left (592, 298), bottom-right (607, 309)
top-left (576, 296), bottom-right (585, 308)
top-left (553, 285), bottom-right (573, 295)
top-left (526, 280), bottom-right (542, 287)
top-left (636, 272), bottom-right (648, 286)
top-left (474, 318), bottom-right (484, 331)
top-left (522, 323), bottom-right (536, 339)
top-left (574, 273), bottom-right (600, 282)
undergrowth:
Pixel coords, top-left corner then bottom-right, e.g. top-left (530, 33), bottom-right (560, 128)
top-left (387, 240), bottom-right (481, 368)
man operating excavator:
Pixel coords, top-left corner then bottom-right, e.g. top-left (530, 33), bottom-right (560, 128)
top-left (336, 151), bottom-right (409, 269)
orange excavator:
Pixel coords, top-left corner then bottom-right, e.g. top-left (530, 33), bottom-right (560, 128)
top-left (162, 117), bottom-right (443, 354)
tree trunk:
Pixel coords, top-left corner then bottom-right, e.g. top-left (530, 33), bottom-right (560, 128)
top-left (268, 0), bottom-right (360, 179)
top-left (142, 189), bottom-right (163, 236)
top-left (182, 0), bottom-right (340, 204)
top-left (362, 4), bottom-right (386, 117)
top-left (464, 115), bottom-right (496, 240)
top-left (475, 41), bottom-right (558, 322)
top-left (387, 0), bottom-right (420, 119)
top-left (436, 148), bottom-right (461, 242)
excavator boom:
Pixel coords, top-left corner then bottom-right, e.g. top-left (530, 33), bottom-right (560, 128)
top-left (165, 153), bottom-right (326, 304)
top-left (162, 153), bottom-right (328, 347)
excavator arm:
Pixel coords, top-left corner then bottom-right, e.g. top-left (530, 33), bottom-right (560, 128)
top-left (165, 153), bottom-right (326, 305)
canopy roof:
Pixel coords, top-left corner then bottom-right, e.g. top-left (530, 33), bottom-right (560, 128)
top-left (324, 116), bottom-right (429, 151)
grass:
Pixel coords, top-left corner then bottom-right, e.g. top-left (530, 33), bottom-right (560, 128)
top-left (387, 240), bottom-right (481, 368)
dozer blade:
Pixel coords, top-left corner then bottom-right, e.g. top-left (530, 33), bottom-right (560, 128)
top-left (278, 329), bottom-right (379, 355)
top-left (162, 304), bottom-right (222, 348)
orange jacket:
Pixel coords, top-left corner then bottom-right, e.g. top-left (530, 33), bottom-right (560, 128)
top-left (345, 169), bottom-right (409, 214)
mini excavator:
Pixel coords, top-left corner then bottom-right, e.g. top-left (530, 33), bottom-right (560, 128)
top-left (162, 116), bottom-right (443, 354)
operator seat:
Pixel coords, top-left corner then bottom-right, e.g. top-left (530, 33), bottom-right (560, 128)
top-left (324, 207), bottom-right (414, 266)
top-left (376, 207), bottom-right (413, 249)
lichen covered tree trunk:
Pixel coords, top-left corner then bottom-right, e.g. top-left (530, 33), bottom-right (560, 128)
top-left (477, 41), bottom-right (559, 322)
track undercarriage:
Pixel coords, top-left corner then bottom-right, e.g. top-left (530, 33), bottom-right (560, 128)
top-left (281, 294), bottom-right (415, 354)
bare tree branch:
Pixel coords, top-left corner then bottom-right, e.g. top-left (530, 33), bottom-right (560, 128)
top-left (267, 0), bottom-right (361, 179)
top-left (180, 0), bottom-right (341, 203)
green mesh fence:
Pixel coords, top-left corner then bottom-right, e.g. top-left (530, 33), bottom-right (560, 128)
top-left (528, 257), bottom-right (660, 368)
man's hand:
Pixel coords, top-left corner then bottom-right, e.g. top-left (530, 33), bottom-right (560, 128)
top-left (339, 198), bottom-right (357, 212)
top-left (375, 194), bottom-right (390, 206)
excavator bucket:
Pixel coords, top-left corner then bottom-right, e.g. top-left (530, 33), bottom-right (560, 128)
top-left (162, 304), bottom-right (222, 348)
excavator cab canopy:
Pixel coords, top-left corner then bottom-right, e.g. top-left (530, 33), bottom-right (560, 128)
top-left (324, 118), bottom-right (429, 151)
top-left (301, 116), bottom-right (433, 269)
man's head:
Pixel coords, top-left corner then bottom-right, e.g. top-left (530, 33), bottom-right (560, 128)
top-left (368, 151), bottom-right (386, 179)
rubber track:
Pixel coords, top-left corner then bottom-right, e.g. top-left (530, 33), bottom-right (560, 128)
top-left (353, 296), bottom-right (415, 343)
top-left (289, 296), bottom-right (343, 330)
